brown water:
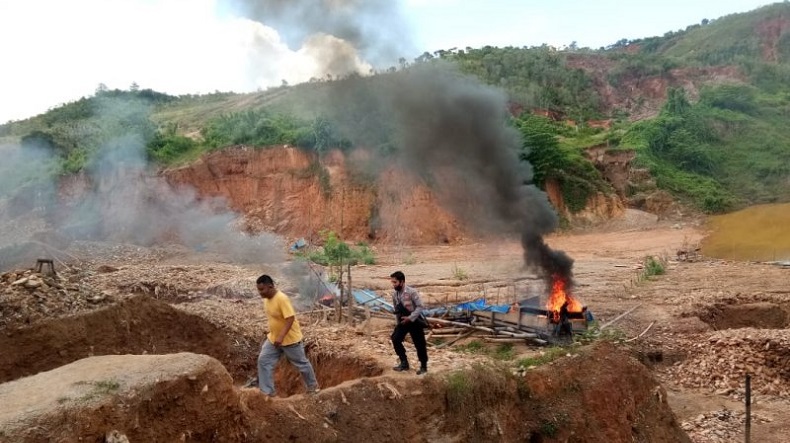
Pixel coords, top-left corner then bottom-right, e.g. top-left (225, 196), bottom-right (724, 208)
top-left (702, 203), bottom-right (790, 261)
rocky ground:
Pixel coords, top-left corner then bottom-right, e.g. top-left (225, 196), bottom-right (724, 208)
top-left (1, 210), bottom-right (789, 441)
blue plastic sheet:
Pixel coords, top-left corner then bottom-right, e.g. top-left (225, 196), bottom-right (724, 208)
top-left (352, 288), bottom-right (394, 313)
top-left (455, 298), bottom-right (511, 313)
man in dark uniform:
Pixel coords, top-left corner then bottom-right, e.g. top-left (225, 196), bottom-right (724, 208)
top-left (390, 271), bottom-right (429, 375)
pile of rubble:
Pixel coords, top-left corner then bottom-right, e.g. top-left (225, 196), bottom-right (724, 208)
top-left (0, 268), bottom-right (113, 329)
top-left (81, 264), bottom-right (256, 302)
top-left (681, 409), bottom-right (772, 443)
top-left (661, 329), bottom-right (790, 399)
top-left (175, 298), bottom-right (265, 337)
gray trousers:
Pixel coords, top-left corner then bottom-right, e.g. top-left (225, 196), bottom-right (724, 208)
top-left (257, 340), bottom-right (318, 396)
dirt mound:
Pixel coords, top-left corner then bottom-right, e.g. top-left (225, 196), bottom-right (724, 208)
top-left (0, 295), bottom-right (242, 384)
top-left (0, 353), bottom-right (245, 443)
top-left (0, 295), bottom-right (385, 395)
top-left (0, 342), bottom-right (690, 442)
top-left (518, 341), bottom-right (689, 442)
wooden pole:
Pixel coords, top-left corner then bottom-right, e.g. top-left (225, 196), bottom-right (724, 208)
top-left (427, 317), bottom-right (496, 333)
top-left (745, 374), bottom-right (752, 443)
top-left (346, 263), bottom-right (356, 323)
top-left (336, 259), bottom-right (344, 323)
top-left (347, 263), bottom-right (354, 310)
top-left (434, 330), bottom-right (476, 349)
top-left (600, 304), bottom-right (642, 330)
top-left (623, 321), bottom-right (655, 343)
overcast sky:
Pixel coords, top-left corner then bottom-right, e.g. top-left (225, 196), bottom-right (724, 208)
top-left (0, 0), bottom-right (773, 123)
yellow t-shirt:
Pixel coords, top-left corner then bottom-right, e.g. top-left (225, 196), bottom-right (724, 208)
top-left (264, 291), bottom-right (303, 346)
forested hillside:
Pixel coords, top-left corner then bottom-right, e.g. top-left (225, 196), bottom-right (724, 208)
top-left (2, 3), bottom-right (790, 215)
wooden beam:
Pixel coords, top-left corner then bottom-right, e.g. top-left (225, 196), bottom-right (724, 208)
top-left (600, 304), bottom-right (642, 330)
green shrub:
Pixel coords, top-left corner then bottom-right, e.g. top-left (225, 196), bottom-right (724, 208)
top-left (643, 256), bottom-right (666, 277)
top-left (146, 132), bottom-right (200, 164)
top-left (304, 230), bottom-right (376, 266)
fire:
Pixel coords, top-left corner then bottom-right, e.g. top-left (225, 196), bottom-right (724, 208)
top-left (546, 273), bottom-right (583, 322)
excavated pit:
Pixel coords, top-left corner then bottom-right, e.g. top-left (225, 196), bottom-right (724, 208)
top-left (698, 302), bottom-right (790, 330)
top-left (0, 295), bottom-right (382, 395)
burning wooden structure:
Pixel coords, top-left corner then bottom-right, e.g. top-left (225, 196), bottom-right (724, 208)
top-left (469, 273), bottom-right (591, 343)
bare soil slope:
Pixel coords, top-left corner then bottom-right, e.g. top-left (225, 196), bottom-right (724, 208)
top-left (0, 343), bottom-right (689, 443)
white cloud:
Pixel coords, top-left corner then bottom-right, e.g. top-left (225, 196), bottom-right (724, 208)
top-left (0, 0), bottom-right (371, 123)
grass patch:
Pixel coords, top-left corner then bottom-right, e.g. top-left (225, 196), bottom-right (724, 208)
top-left (403, 253), bottom-right (417, 265)
top-left (451, 264), bottom-right (469, 281)
top-left (631, 255), bottom-right (668, 285)
top-left (454, 340), bottom-right (485, 354)
top-left (643, 256), bottom-right (666, 277)
top-left (517, 347), bottom-right (570, 368)
top-left (298, 230), bottom-right (376, 266)
top-left (493, 343), bottom-right (516, 361)
top-left (453, 341), bottom-right (516, 361)
top-left (576, 321), bottom-right (628, 344)
top-left (73, 379), bottom-right (121, 402)
top-left (540, 420), bottom-right (559, 437)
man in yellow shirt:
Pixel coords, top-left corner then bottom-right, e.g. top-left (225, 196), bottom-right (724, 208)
top-left (256, 274), bottom-right (319, 396)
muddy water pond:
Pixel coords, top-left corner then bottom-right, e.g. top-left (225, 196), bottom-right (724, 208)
top-left (702, 203), bottom-right (790, 261)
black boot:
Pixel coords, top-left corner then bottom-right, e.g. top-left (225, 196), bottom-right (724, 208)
top-left (416, 365), bottom-right (428, 375)
top-left (393, 360), bottom-right (409, 371)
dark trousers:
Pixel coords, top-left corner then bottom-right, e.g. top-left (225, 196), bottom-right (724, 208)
top-left (391, 322), bottom-right (428, 367)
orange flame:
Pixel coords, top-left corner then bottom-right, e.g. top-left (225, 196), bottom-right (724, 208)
top-left (547, 273), bottom-right (583, 322)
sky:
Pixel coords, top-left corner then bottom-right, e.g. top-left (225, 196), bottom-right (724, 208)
top-left (0, 0), bottom-right (774, 124)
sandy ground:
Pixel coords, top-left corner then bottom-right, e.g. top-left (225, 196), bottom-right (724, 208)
top-left (3, 209), bottom-right (788, 442)
top-left (343, 214), bottom-right (790, 443)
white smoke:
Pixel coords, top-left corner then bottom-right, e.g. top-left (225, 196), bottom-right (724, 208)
top-left (0, 97), bottom-right (285, 271)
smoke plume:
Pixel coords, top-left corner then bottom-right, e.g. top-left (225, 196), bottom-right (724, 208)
top-left (0, 97), bottom-right (284, 271)
top-left (224, 0), bottom-right (412, 74)
top-left (386, 63), bottom-right (574, 281)
top-left (272, 63), bottom-right (575, 282)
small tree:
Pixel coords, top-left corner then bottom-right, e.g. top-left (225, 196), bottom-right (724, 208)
top-left (306, 230), bottom-right (375, 268)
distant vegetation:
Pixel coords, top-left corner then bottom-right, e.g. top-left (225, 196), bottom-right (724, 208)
top-left (623, 85), bottom-right (790, 211)
top-left (299, 230), bottom-right (376, 267)
top-left (437, 46), bottom-right (601, 121)
top-left (3, 2), bottom-right (790, 215)
top-left (515, 114), bottom-right (612, 213)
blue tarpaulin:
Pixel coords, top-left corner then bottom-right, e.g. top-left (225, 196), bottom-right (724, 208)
top-left (290, 238), bottom-right (307, 251)
top-left (321, 283), bottom-right (510, 316)
top-left (454, 298), bottom-right (511, 313)
top-left (352, 289), bottom-right (394, 313)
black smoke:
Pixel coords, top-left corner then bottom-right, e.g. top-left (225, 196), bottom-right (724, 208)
top-left (277, 62), bottom-right (574, 282)
top-left (386, 63), bottom-right (573, 282)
